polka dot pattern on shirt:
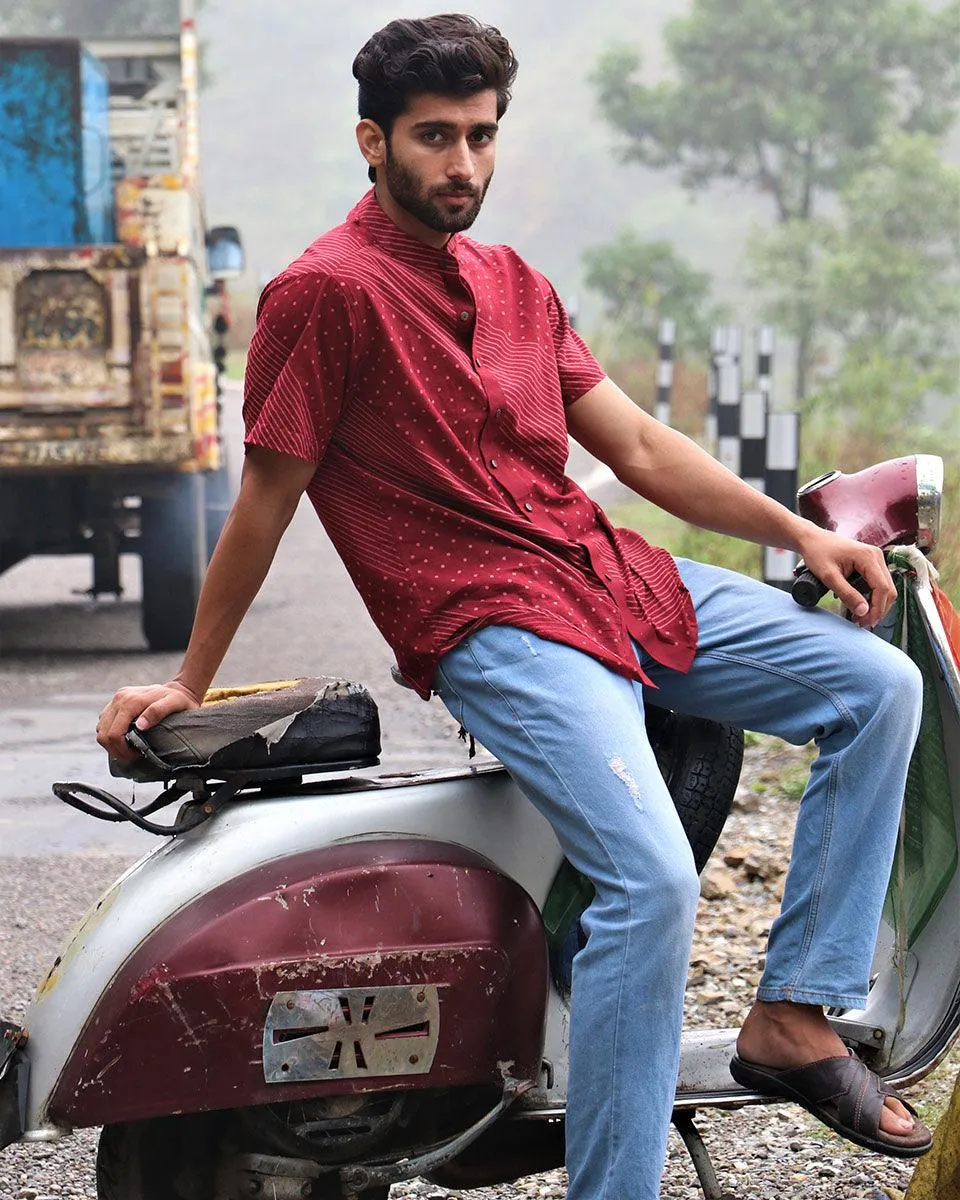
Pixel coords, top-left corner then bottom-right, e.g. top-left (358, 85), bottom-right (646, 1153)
top-left (243, 190), bottom-right (696, 698)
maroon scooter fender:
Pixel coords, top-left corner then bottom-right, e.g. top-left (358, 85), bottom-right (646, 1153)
top-left (46, 839), bottom-right (549, 1128)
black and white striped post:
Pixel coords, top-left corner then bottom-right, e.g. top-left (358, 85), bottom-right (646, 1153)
top-left (763, 410), bottom-right (801, 589)
top-left (738, 390), bottom-right (767, 493)
top-left (705, 326), bottom-right (726, 451)
top-left (756, 324), bottom-right (774, 409)
top-left (716, 325), bottom-right (743, 477)
top-left (655, 318), bottom-right (675, 426)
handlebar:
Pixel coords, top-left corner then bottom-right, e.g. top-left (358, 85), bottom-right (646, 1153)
top-left (791, 567), bottom-right (872, 609)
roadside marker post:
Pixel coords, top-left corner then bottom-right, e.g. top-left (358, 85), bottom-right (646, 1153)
top-left (763, 409), bottom-right (801, 589)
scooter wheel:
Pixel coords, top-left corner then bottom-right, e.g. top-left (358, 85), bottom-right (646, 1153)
top-left (96, 1116), bottom-right (219, 1199)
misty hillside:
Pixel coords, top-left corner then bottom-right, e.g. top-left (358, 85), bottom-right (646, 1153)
top-left (195, 0), bottom-right (772, 321)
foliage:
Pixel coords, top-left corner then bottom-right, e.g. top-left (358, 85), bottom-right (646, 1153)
top-left (593, 0), bottom-right (960, 398)
top-left (747, 132), bottom-right (960, 406)
top-left (583, 231), bottom-right (724, 359)
top-left (0, 1), bottom-right (184, 36)
top-left (593, 0), bottom-right (960, 224)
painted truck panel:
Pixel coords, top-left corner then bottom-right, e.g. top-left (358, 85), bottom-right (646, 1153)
top-left (0, 40), bottom-right (113, 247)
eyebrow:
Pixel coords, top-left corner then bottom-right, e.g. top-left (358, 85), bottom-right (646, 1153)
top-left (410, 119), bottom-right (499, 135)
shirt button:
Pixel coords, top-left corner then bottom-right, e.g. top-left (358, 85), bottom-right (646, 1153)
top-left (524, 502), bottom-right (533, 512)
top-left (458, 310), bottom-right (471, 322)
top-left (489, 459), bottom-right (498, 469)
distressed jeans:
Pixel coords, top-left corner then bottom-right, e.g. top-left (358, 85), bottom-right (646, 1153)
top-left (432, 558), bottom-right (923, 1200)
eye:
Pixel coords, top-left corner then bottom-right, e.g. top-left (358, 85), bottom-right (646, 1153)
top-left (421, 130), bottom-right (447, 145)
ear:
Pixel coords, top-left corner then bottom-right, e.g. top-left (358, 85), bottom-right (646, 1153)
top-left (356, 119), bottom-right (387, 173)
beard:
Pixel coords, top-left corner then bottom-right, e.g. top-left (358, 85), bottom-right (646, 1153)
top-left (384, 148), bottom-right (492, 234)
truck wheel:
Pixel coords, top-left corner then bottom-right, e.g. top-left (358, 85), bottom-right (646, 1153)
top-left (204, 459), bottom-right (233, 561)
top-left (140, 472), bottom-right (205, 653)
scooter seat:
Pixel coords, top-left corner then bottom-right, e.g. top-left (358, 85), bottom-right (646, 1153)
top-left (109, 677), bottom-right (381, 783)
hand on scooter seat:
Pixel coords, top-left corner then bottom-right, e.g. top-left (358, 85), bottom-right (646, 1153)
top-left (97, 680), bottom-right (201, 762)
top-left (101, 677), bottom-right (382, 784)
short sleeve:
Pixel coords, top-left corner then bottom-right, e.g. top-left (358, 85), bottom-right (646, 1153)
top-left (543, 282), bottom-right (605, 407)
top-left (242, 271), bottom-right (353, 464)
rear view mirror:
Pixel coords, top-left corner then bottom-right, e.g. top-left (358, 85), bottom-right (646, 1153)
top-left (206, 226), bottom-right (245, 280)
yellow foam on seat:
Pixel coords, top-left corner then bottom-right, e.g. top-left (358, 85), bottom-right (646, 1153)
top-left (202, 680), bottom-right (303, 705)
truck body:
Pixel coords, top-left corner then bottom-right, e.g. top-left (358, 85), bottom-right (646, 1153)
top-left (0, 8), bottom-right (241, 651)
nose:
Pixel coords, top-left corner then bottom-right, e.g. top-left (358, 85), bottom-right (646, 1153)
top-left (446, 137), bottom-right (474, 181)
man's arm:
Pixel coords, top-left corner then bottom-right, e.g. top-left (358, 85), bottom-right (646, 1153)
top-left (97, 445), bottom-right (318, 760)
top-left (566, 376), bottom-right (895, 626)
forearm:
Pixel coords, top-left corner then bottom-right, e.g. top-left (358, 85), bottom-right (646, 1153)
top-left (168, 495), bottom-right (290, 699)
top-left (568, 377), bottom-right (811, 553)
top-left (567, 377), bottom-right (894, 625)
top-left (618, 421), bottom-right (811, 553)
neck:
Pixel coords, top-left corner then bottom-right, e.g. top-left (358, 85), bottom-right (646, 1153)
top-left (373, 182), bottom-right (451, 249)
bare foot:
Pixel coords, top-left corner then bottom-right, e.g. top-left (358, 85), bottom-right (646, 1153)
top-left (737, 1000), bottom-right (917, 1138)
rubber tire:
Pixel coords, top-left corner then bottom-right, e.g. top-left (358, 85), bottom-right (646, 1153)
top-left (96, 1116), bottom-right (218, 1200)
top-left (646, 707), bottom-right (745, 872)
top-left (140, 472), bottom-right (206, 653)
top-left (203, 459), bottom-right (233, 562)
top-left (97, 1118), bottom-right (389, 1199)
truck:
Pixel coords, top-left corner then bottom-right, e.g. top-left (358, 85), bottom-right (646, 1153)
top-left (0, 1), bottom-right (243, 651)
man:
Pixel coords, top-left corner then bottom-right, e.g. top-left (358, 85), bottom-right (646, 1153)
top-left (97, 15), bottom-right (931, 1198)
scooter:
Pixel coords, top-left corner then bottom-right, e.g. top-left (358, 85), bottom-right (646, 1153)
top-left (1, 454), bottom-right (957, 1200)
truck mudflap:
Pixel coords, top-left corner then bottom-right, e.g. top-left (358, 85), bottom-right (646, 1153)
top-left (45, 840), bottom-right (549, 1129)
top-left (0, 1022), bottom-right (29, 1150)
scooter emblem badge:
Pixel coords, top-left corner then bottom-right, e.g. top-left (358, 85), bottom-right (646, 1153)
top-left (263, 985), bottom-right (441, 1083)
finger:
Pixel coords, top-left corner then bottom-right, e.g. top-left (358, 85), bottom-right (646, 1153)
top-left (855, 554), bottom-right (896, 628)
top-left (828, 572), bottom-right (870, 621)
top-left (132, 693), bottom-right (192, 733)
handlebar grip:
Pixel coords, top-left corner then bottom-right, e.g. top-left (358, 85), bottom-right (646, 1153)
top-left (791, 568), bottom-right (828, 608)
top-left (791, 568), bottom-right (872, 609)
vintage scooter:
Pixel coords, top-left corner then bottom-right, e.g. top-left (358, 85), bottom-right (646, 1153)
top-left (1, 454), bottom-right (957, 1200)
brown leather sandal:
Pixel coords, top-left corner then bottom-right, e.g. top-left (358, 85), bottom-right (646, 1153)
top-left (729, 1048), bottom-right (933, 1159)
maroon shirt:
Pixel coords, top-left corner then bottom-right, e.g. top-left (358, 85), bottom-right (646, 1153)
top-left (243, 191), bottom-right (697, 698)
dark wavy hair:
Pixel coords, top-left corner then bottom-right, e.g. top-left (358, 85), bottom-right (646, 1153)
top-left (353, 14), bottom-right (519, 182)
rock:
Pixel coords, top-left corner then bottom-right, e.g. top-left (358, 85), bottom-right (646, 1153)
top-left (700, 866), bottom-right (738, 899)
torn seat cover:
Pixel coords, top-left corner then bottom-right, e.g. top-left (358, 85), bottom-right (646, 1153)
top-left (109, 677), bottom-right (381, 783)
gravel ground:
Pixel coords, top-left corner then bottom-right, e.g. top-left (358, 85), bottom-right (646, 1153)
top-left (1, 738), bottom-right (957, 1200)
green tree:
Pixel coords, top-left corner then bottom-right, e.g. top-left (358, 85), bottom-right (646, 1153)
top-left (748, 131), bottom-right (960, 415)
top-left (583, 231), bottom-right (723, 358)
top-left (593, 0), bottom-right (960, 396)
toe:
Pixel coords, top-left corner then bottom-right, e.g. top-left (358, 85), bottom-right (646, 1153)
top-left (880, 1094), bottom-right (917, 1136)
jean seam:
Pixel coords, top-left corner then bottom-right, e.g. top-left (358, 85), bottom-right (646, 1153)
top-left (462, 640), bottom-right (627, 1196)
top-left (693, 649), bottom-right (858, 731)
top-left (787, 757), bottom-right (839, 992)
top-left (696, 650), bottom-right (856, 998)
top-left (433, 662), bottom-right (465, 727)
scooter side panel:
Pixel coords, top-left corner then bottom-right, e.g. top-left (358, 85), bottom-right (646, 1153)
top-left (20, 767), bottom-right (562, 1132)
top-left (44, 838), bottom-right (549, 1127)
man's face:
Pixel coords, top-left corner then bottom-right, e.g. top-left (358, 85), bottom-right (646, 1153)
top-left (381, 90), bottom-right (499, 236)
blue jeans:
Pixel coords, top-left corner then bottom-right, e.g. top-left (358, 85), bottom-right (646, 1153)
top-left (432, 558), bottom-right (923, 1200)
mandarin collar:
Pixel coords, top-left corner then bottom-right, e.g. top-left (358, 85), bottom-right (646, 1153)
top-left (349, 189), bottom-right (462, 274)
